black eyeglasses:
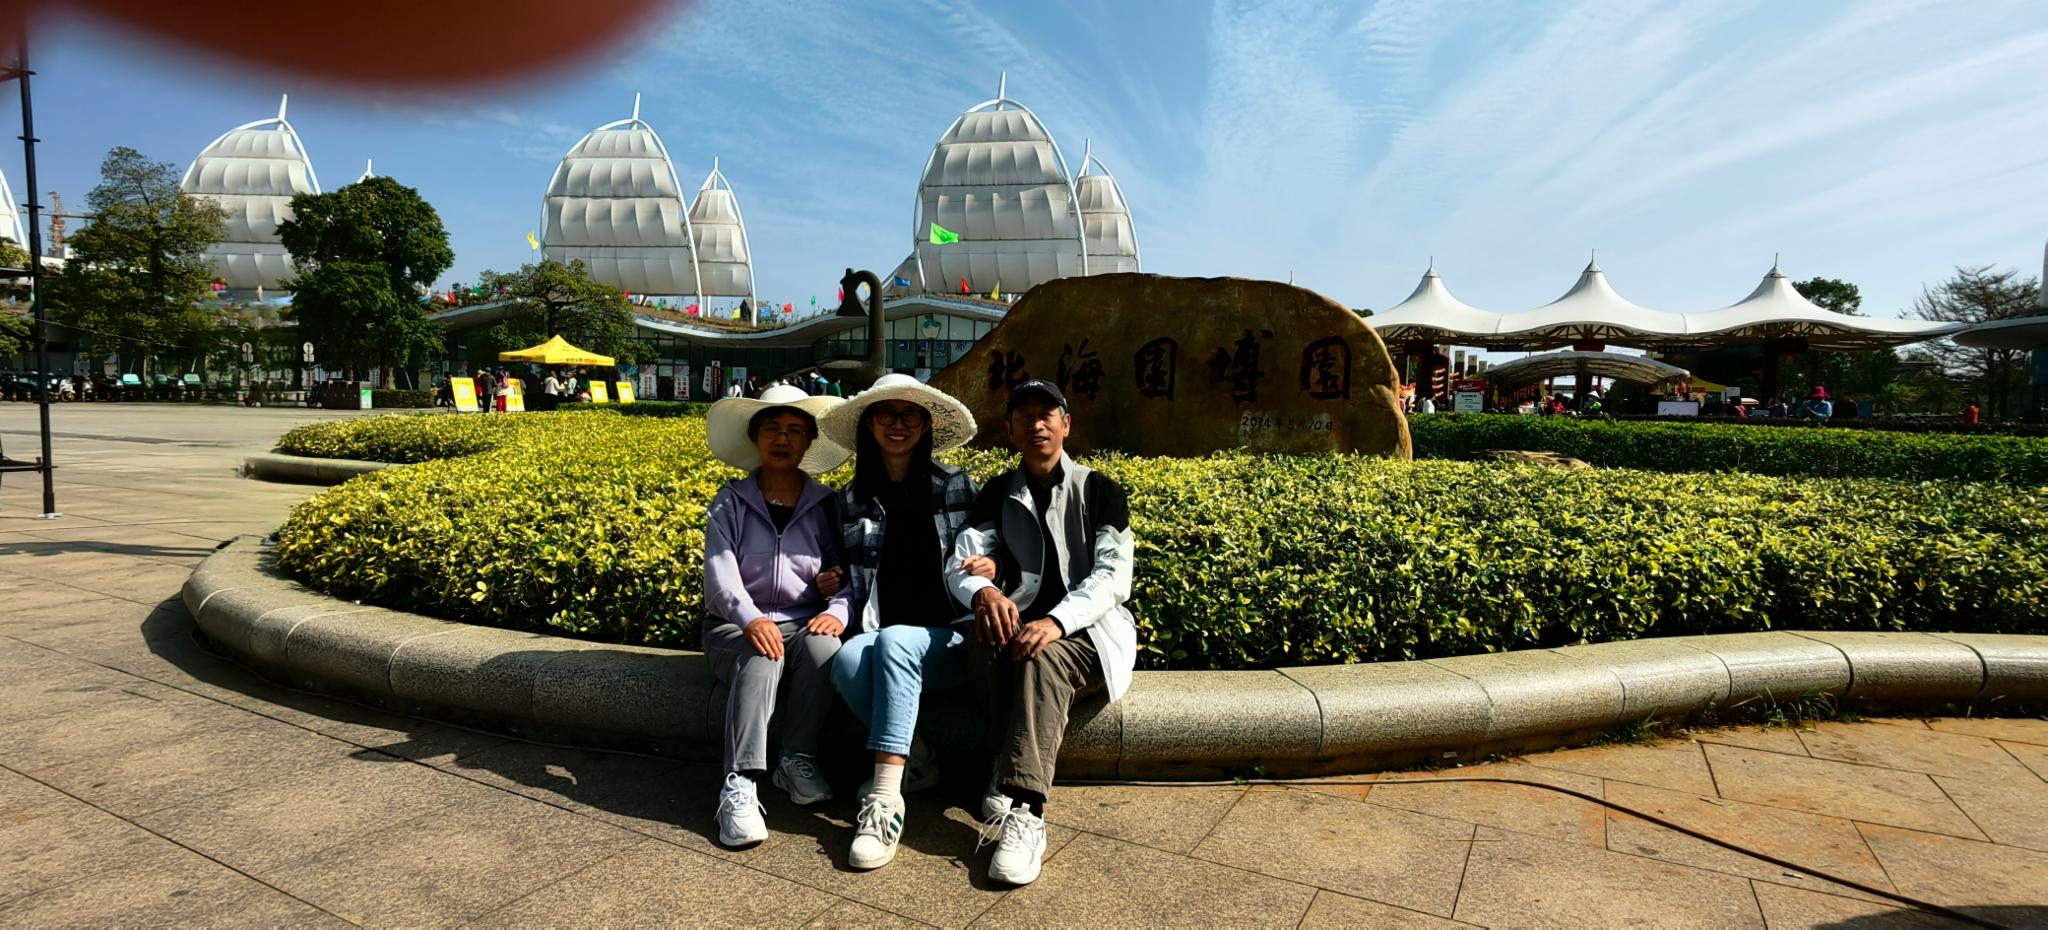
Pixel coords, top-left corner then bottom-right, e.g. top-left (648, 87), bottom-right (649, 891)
top-left (870, 405), bottom-right (930, 428)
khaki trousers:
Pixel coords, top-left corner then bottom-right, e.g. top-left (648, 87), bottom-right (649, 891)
top-left (970, 631), bottom-right (1103, 796)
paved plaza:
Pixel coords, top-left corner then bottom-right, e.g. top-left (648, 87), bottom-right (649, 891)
top-left (2, 403), bottom-right (2047, 927)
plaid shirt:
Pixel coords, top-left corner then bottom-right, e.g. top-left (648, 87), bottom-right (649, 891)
top-left (835, 462), bottom-right (979, 634)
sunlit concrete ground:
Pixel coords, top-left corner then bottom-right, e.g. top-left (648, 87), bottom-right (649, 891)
top-left (3, 402), bottom-right (2045, 927)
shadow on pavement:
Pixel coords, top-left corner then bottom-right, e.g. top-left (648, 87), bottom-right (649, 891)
top-left (0, 538), bottom-right (221, 561)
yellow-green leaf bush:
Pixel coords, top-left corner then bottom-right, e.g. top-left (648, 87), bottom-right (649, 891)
top-left (273, 412), bottom-right (2048, 669)
top-left (1408, 413), bottom-right (2048, 483)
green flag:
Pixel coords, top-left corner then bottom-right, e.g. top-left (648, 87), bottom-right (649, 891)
top-left (928, 222), bottom-right (960, 245)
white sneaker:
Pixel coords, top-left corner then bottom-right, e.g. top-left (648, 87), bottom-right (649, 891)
top-left (859, 736), bottom-right (941, 797)
top-left (714, 773), bottom-right (769, 847)
top-left (982, 805), bottom-right (1047, 885)
top-left (848, 793), bottom-right (906, 870)
top-left (979, 777), bottom-right (1010, 823)
top-left (773, 753), bottom-right (833, 806)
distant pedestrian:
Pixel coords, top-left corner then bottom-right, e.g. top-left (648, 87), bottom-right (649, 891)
top-left (475, 370), bottom-right (495, 413)
top-left (1962, 402), bottom-right (1981, 425)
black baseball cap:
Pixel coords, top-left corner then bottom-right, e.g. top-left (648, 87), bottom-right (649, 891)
top-left (1007, 379), bottom-right (1068, 413)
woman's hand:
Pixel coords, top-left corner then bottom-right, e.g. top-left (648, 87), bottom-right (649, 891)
top-left (744, 618), bottom-right (784, 659)
top-left (807, 613), bottom-right (845, 637)
top-left (816, 566), bottom-right (845, 597)
top-left (959, 556), bottom-right (997, 580)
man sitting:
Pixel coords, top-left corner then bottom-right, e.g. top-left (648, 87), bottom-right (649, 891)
top-left (947, 379), bottom-right (1137, 886)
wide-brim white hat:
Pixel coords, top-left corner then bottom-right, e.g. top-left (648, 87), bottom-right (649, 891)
top-left (706, 385), bottom-right (851, 473)
top-left (818, 373), bottom-right (978, 456)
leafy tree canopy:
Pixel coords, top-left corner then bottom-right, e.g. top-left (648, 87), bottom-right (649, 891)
top-left (465, 259), bottom-right (647, 367)
top-left (278, 176), bottom-right (454, 382)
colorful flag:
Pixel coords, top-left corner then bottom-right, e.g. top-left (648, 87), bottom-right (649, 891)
top-left (928, 222), bottom-right (959, 245)
top-left (783, 303), bottom-right (794, 314)
top-left (731, 307), bottom-right (743, 320)
top-left (810, 296), bottom-right (817, 307)
top-left (687, 303), bottom-right (698, 315)
top-left (526, 230), bottom-right (539, 250)
top-left (892, 276), bottom-right (912, 288)
top-left (837, 287), bottom-right (844, 303)
top-left (990, 280), bottom-right (1001, 300)
top-left (959, 277), bottom-right (969, 295)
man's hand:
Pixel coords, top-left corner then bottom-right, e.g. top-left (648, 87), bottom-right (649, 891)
top-left (973, 587), bottom-right (1020, 645)
top-left (1010, 618), bottom-right (1064, 660)
top-left (743, 618), bottom-right (783, 659)
top-left (815, 567), bottom-right (845, 597)
top-left (806, 613), bottom-right (844, 637)
top-left (959, 556), bottom-right (996, 580)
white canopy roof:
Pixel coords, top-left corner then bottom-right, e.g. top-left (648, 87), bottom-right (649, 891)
top-left (1484, 349), bottom-right (1690, 388)
top-left (1076, 142), bottom-right (1139, 275)
top-left (1952, 315), bottom-right (2048, 351)
top-left (541, 95), bottom-right (702, 301)
top-left (687, 160), bottom-right (756, 306)
top-left (1371, 261), bottom-right (1967, 350)
top-left (912, 77), bottom-right (1085, 296)
top-left (181, 95), bottom-right (320, 292)
top-left (0, 166), bottom-right (23, 253)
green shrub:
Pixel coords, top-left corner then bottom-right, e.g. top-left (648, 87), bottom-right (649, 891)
top-left (370, 388), bottom-right (435, 409)
top-left (556, 400), bottom-right (711, 417)
top-left (273, 413), bottom-right (2048, 670)
top-left (1409, 413), bottom-right (2048, 483)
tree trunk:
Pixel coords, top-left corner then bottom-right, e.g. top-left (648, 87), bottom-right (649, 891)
top-left (380, 348), bottom-right (394, 391)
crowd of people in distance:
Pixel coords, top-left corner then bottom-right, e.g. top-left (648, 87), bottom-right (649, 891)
top-left (724, 371), bottom-right (846, 399)
top-left (1403, 381), bottom-right (2019, 424)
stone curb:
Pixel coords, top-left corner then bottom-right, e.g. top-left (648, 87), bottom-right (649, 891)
top-left (243, 452), bottom-right (392, 485)
top-left (183, 537), bottom-right (2048, 777)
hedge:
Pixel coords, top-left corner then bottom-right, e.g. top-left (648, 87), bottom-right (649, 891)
top-left (1408, 413), bottom-right (2048, 483)
top-left (1611, 414), bottom-right (2048, 438)
top-left (555, 400), bottom-right (712, 417)
top-left (370, 389), bottom-right (435, 409)
top-left (272, 412), bottom-right (2048, 670)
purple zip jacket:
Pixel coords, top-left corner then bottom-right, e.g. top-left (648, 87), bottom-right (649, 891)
top-left (701, 471), bottom-right (853, 638)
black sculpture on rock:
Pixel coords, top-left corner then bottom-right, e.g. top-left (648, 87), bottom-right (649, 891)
top-left (834, 267), bottom-right (886, 389)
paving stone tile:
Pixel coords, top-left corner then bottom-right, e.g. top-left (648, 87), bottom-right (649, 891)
top-left (750, 801), bottom-right (1077, 928)
top-left (440, 740), bottom-right (682, 811)
top-left (2001, 739), bottom-right (2048, 782)
top-left (1454, 828), bottom-right (1764, 928)
top-left (1601, 779), bottom-right (1896, 902)
top-left (1929, 773), bottom-right (2048, 852)
top-left (262, 789), bottom-right (640, 927)
top-left (134, 750), bottom-right (494, 874)
top-left (979, 832), bottom-right (1314, 929)
top-left (1193, 786), bottom-right (1471, 916)
top-left (802, 899), bottom-right (930, 929)
top-left (1041, 783), bottom-right (1245, 854)
top-left (0, 664), bottom-right (194, 726)
top-left (1926, 716), bottom-right (2048, 747)
top-left (1297, 889), bottom-right (1477, 928)
top-left (1749, 881), bottom-right (1970, 929)
top-left (1362, 760), bottom-right (1608, 846)
top-left (570, 758), bottom-right (800, 864)
top-left (474, 838), bottom-right (840, 928)
top-left (0, 846), bottom-right (347, 927)
top-left (1797, 721), bottom-right (2041, 784)
top-left (0, 796), bottom-right (171, 906)
top-left (31, 716), bottom-right (362, 818)
top-left (1859, 823), bottom-right (2048, 920)
top-left (0, 686), bottom-right (261, 773)
top-left (1701, 742), bottom-right (1984, 840)
top-left (1521, 736), bottom-right (1718, 795)
top-left (1693, 724), bottom-right (1812, 757)
top-left (1865, 716), bottom-right (1933, 729)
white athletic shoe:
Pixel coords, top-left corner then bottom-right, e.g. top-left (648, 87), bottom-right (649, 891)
top-left (859, 735), bottom-right (941, 797)
top-left (848, 793), bottom-right (907, 870)
top-left (715, 773), bottom-right (769, 847)
top-left (773, 753), bottom-right (833, 806)
top-left (982, 805), bottom-right (1048, 885)
top-left (979, 777), bottom-right (1010, 823)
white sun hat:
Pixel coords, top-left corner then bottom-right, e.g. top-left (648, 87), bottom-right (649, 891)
top-left (818, 373), bottom-right (978, 456)
top-left (706, 384), bottom-right (851, 473)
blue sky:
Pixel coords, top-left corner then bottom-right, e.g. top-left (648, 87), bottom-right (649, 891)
top-left (8, 0), bottom-right (2047, 321)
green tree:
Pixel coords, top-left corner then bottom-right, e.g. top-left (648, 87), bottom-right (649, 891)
top-left (43, 147), bottom-right (227, 372)
top-left (0, 311), bottom-right (30, 360)
top-left (1788, 277), bottom-right (1898, 401)
top-left (1906, 265), bottom-right (2040, 418)
top-left (0, 236), bottom-right (29, 271)
top-left (468, 259), bottom-right (647, 367)
top-left (278, 176), bottom-right (453, 386)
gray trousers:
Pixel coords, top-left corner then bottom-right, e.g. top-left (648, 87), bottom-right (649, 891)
top-left (703, 620), bottom-right (841, 774)
top-left (970, 632), bottom-right (1103, 797)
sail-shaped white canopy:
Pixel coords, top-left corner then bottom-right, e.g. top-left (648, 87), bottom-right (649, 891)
top-left (687, 159), bottom-right (756, 313)
top-left (0, 166), bottom-right (23, 252)
top-left (1485, 350), bottom-right (1690, 388)
top-left (181, 94), bottom-right (321, 292)
top-left (540, 94), bottom-right (703, 304)
top-left (913, 76), bottom-right (1086, 296)
top-left (1371, 259), bottom-right (1965, 350)
top-left (1075, 141), bottom-right (1139, 275)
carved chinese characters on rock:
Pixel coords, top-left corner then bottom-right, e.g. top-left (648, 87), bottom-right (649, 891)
top-left (926, 273), bottom-right (1409, 458)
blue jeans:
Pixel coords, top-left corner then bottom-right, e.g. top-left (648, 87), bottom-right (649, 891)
top-left (831, 624), bottom-right (968, 755)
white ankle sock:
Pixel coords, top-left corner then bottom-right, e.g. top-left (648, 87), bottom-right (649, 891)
top-left (870, 763), bottom-right (904, 800)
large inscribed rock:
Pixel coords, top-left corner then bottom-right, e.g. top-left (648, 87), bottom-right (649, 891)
top-left (927, 274), bottom-right (1411, 458)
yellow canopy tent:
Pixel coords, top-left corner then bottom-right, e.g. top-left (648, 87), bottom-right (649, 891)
top-left (497, 335), bottom-right (614, 367)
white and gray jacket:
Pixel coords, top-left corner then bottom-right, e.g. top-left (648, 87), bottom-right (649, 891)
top-left (945, 456), bottom-right (1138, 702)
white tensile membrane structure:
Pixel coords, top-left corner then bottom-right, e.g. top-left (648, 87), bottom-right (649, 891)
top-left (912, 75), bottom-right (1088, 296)
top-left (1482, 350), bottom-right (1690, 388)
top-left (180, 95), bottom-right (321, 294)
top-left (540, 94), bottom-right (704, 311)
top-left (1372, 259), bottom-right (1967, 350)
top-left (0, 165), bottom-right (24, 250)
top-left (1075, 139), bottom-right (1139, 275)
top-left (686, 158), bottom-right (758, 324)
